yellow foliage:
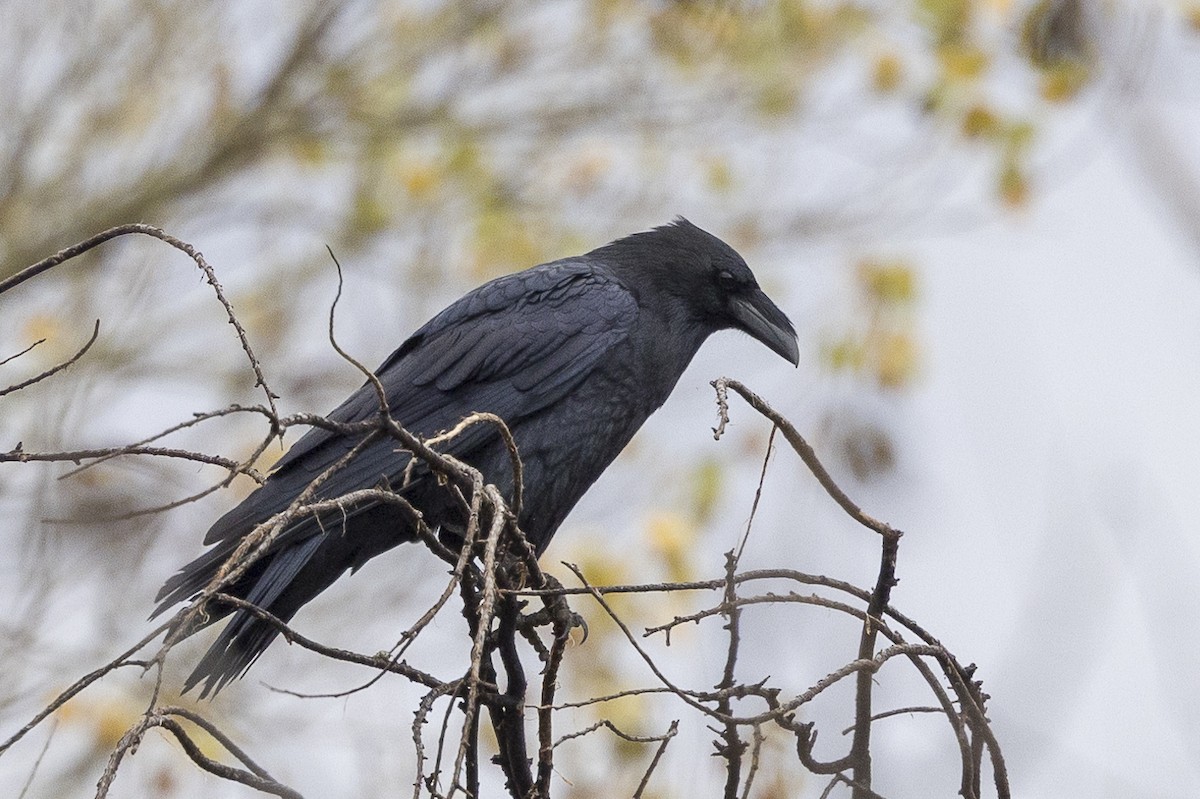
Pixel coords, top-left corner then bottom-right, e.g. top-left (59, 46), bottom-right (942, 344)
top-left (917, 0), bottom-right (972, 45)
top-left (290, 136), bottom-right (327, 166)
top-left (823, 336), bottom-right (865, 373)
top-left (1040, 61), bottom-right (1091, 102)
top-left (962, 103), bottom-right (1000, 138)
top-left (876, 331), bottom-right (919, 388)
top-left (93, 702), bottom-right (132, 750)
top-left (350, 190), bottom-right (389, 237)
top-left (646, 511), bottom-right (694, 583)
top-left (872, 52), bottom-right (904, 93)
top-left (937, 42), bottom-right (989, 80)
top-left (21, 314), bottom-right (62, 360)
top-left (648, 0), bottom-right (863, 99)
top-left (399, 161), bottom-right (441, 200)
top-left (1004, 120), bottom-right (1036, 152)
top-left (572, 544), bottom-right (631, 590)
top-left (757, 80), bottom-right (798, 118)
top-left (54, 695), bottom-right (141, 751)
top-left (998, 159), bottom-right (1029, 207)
top-left (824, 256), bottom-right (921, 390)
top-left (689, 457), bottom-right (723, 524)
top-left (446, 139), bottom-right (485, 183)
top-left (1189, 4), bottom-right (1200, 32)
top-left (704, 156), bottom-right (734, 194)
top-left (600, 693), bottom-right (651, 760)
top-left (471, 208), bottom-right (544, 281)
top-left (857, 259), bottom-right (916, 304)
top-left (252, 441), bottom-right (285, 474)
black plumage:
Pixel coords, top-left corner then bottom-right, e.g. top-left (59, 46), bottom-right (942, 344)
top-left (155, 218), bottom-right (798, 696)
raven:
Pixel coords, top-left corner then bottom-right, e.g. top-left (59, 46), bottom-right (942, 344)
top-left (155, 218), bottom-right (798, 696)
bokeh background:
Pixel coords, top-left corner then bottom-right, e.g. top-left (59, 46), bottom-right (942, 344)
top-left (2, 1), bottom-right (1200, 796)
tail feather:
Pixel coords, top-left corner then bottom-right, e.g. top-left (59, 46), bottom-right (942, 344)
top-left (152, 542), bottom-right (240, 619)
top-left (158, 501), bottom-right (417, 697)
top-left (174, 535), bottom-right (324, 698)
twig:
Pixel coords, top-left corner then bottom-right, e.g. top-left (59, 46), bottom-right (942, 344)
top-left (547, 715), bottom-right (678, 798)
top-left (95, 714), bottom-right (302, 799)
top-left (0, 337), bottom-right (45, 367)
top-left (738, 724), bottom-right (765, 799)
top-left (210, 594), bottom-right (443, 690)
top-left (735, 425), bottom-right (776, 563)
top-left (633, 719), bottom-right (679, 799)
top-left (15, 718), bottom-right (57, 799)
top-left (715, 551), bottom-right (746, 799)
top-left (839, 706), bottom-right (945, 735)
top-left (711, 378), bottom-right (901, 542)
top-left (0, 223), bottom-right (280, 420)
top-left (0, 623), bottom-right (168, 756)
top-left (535, 609), bottom-right (570, 796)
top-left (2, 444), bottom-right (256, 475)
top-left (159, 706), bottom-right (275, 779)
top-left (0, 319), bottom-right (99, 398)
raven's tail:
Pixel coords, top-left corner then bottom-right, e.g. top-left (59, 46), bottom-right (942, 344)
top-left (153, 534), bottom-right (326, 698)
top-left (154, 504), bottom-right (415, 698)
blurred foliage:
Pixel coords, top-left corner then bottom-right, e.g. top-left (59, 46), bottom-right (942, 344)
top-left (820, 257), bottom-right (917, 480)
top-left (823, 257), bottom-right (919, 391)
top-left (1, 0), bottom-right (1184, 796)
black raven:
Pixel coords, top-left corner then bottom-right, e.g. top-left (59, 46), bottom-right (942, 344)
top-left (155, 218), bottom-right (798, 696)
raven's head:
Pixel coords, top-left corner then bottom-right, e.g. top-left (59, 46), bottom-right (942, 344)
top-left (604, 218), bottom-right (799, 366)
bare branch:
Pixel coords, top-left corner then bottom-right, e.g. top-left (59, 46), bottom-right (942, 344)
top-left (0, 337), bottom-right (45, 367)
top-left (0, 223), bottom-right (280, 420)
top-left (712, 377), bottom-right (901, 542)
top-left (0, 319), bottom-right (99, 398)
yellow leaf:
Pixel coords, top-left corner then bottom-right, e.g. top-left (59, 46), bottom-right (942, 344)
top-left (823, 336), bottom-right (865, 372)
top-left (290, 136), bottom-right (327, 166)
top-left (857, 259), bottom-right (917, 304)
top-left (1040, 61), bottom-right (1090, 102)
top-left (937, 43), bottom-right (989, 81)
top-left (757, 80), bottom-right (797, 117)
top-left (689, 458), bottom-right (723, 524)
top-left (350, 190), bottom-right (389, 237)
top-left (646, 511), bottom-right (694, 583)
top-left (22, 314), bottom-right (62, 357)
top-left (471, 208), bottom-right (544, 281)
top-left (400, 161), bottom-right (441, 199)
top-left (917, 0), bottom-right (971, 45)
top-left (600, 693), bottom-right (650, 759)
top-left (872, 52), bottom-right (904, 93)
top-left (998, 160), bottom-right (1030, 207)
top-left (704, 156), bottom-right (734, 194)
top-left (876, 332), bottom-right (919, 389)
top-left (572, 544), bottom-right (631, 589)
top-left (962, 103), bottom-right (1000, 138)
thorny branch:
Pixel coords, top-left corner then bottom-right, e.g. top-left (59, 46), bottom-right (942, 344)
top-left (1, 229), bottom-right (1008, 799)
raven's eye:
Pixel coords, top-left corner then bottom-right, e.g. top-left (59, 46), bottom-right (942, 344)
top-left (716, 270), bottom-right (738, 290)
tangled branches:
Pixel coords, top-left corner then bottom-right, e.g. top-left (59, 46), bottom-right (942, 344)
top-left (0, 227), bottom-right (1008, 798)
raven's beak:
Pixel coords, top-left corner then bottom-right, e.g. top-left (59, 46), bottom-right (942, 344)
top-left (730, 288), bottom-right (800, 366)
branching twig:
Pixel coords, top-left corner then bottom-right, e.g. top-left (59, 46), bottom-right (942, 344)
top-left (0, 319), bottom-right (99, 398)
top-left (1, 224), bottom-right (280, 422)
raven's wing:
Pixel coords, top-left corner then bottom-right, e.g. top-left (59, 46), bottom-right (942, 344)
top-left (200, 258), bottom-right (636, 548)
